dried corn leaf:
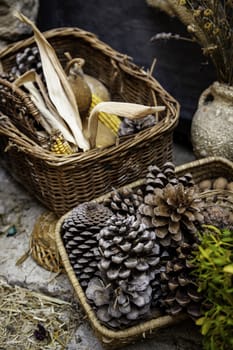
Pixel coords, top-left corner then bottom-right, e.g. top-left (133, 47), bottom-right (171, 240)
top-left (95, 121), bottom-right (116, 148)
top-left (14, 71), bottom-right (76, 145)
top-left (15, 12), bottom-right (90, 151)
top-left (88, 101), bottom-right (165, 148)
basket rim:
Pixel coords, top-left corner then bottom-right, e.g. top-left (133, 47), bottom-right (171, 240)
top-left (0, 26), bottom-right (179, 102)
top-left (0, 27), bottom-right (136, 65)
top-left (175, 156), bottom-right (233, 175)
top-left (55, 221), bottom-right (184, 343)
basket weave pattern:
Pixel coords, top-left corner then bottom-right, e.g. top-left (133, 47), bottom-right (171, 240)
top-left (30, 211), bottom-right (63, 273)
top-left (0, 27), bottom-right (179, 215)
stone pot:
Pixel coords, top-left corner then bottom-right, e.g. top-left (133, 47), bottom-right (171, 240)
top-left (191, 81), bottom-right (233, 160)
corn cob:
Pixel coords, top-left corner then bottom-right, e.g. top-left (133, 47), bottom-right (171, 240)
top-left (89, 94), bottom-right (121, 135)
top-left (50, 132), bottom-right (74, 155)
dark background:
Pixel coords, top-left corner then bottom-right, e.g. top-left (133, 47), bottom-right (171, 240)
top-left (37, 0), bottom-right (216, 147)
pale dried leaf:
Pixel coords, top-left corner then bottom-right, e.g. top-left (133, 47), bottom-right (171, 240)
top-left (18, 78), bottom-right (76, 145)
top-left (15, 12), bottom-right (90, 151)
top-left (88, 101), bottom-right (165, 147)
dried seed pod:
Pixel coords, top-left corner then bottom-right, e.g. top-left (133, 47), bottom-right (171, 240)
top-left (66, 58), bottom-right (92, 118)
top-left (198, 179), bottom-right (212, 191)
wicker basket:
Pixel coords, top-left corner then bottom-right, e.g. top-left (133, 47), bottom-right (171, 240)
top-left (30, 211), bottom-right (63, 273)
top-left (54, 156), bottom-right (233, 348)
top-left (55, 192), bottom-right (185, 350)
top-left (175, 156), bottom-right (233, 184)
top-left (0, 27), bottom-right (179, 215)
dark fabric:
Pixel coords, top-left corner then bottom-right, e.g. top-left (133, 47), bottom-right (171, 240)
top-left (37, 0), bottom-right (216, 147)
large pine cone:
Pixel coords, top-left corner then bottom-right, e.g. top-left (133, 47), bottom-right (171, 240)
top-left (86, 274), bottom-right (153, 329)
top-left (145, 162), bottom-right (194, 194)
top-left (139, 183), bottom-right (204, 247)
top-left (103, 187), bottom-right (143, 217)
top-left (86, 215), bottom-right (161, 328)
top-left (97, 215), bottom-right (160, 282)
top-left (62, 202), bottom-right (113, 289)
top-left (63, 202), bottom-right (113, 231)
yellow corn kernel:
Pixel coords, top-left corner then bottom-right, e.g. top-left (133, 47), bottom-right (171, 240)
top-left (89, 94), bottom-right (121, 135)
top-left (50, 133), bottom-right (74, 155)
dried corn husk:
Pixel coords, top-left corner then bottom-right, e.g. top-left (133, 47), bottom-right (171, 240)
top-left (14, 71), bottom-right (76, 145)
top-left (95, 121), bottom-right (116, 148)
top-left (15, 12), bottom-right (90, 151)
top-left (65, 57), bottom-right (92, 116)
top-left (88, 102), bottom-right (165, 148)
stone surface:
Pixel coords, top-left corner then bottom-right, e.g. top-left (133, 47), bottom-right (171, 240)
top-left (0, 143), bottom-right (201, 350)
top-left (0, 0), bottom-right (39, 45)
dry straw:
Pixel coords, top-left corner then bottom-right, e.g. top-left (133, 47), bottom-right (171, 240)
top-left (152, 0), bottom-right (233, 85)
top-left (0, 279), bottom-right (81, 349)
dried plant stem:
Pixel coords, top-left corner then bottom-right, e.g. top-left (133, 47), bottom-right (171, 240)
top-left (159, 0), bottom-right (233, 85)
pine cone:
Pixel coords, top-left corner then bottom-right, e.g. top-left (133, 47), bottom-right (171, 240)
top-left (139, 183), bottom-right (204, 247)
top-left (103, 187), bottom-right (143, 217)
top-left (0, 72), bottom-right (15, 83)
top-left (62, 202), bottom-right (113, 289)
top-left (86, 274), bottom-right (153, 329)
top-left (63, 202), bottom-right (113, 231)
top-left (202, 205), bottom-right (233, 230)
top-left (86, 215), bottom-right (161, 328)
top-left (10, 46), bottom-right (43, 80)
top-left (118, 114), bottom-right (156, 137)
top-left (159, 241), bottom-right (203, 319)
top-left (145, 162), bottom-right (194, 194)
top-left (97, 215), bottom-right (160, 281)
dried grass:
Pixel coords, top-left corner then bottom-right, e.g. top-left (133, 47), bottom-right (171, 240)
top-left (0, 279), bottom-right (81, 349)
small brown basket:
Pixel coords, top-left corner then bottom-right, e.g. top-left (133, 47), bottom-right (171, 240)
top-left (0, 27), bottom-right (179, 215)
top-left (54, 156), bottom-right (233, 348)
top-left (30, 211), bottom-right (63, 273)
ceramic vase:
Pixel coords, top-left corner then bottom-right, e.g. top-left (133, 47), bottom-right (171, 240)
top-left (191, 81), bottom-right (233, 160)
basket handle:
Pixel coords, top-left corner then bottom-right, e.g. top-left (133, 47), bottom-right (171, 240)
top-left (87, 101), bottom-right (165, 148)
